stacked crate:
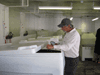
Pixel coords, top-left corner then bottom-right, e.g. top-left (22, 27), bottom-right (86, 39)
top-left (80, 33), bottom-right (96, 61)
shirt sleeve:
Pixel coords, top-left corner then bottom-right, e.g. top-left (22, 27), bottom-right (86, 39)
top-left (54, 34), bottom-right (77, 51)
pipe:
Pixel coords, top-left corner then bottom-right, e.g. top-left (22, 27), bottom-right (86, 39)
top-left (8, 6), bottom-right (28, 7)
top-left (24, 12), bottom-right (40, 18)
top-left (27, 0), bottom-right (29, 6)
top-left (8, 0), bottom-right (29, 7)
top-left (22, 0), bottom-right (24, 6)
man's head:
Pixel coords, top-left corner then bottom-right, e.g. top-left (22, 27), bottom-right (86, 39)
top-left (58, 18), bottom-right (73, 32)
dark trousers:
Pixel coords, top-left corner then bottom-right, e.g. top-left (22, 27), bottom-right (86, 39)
top-left (64, 56), bottom-right (79, 75)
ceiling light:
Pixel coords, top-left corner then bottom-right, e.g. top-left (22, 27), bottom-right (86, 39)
top-left (81, 0), bottom-right (83, 3)
top-left (70, 17), bottom-right (73, 20)
top-left (39, 6), bottom-right (72, 10)
top-left (92, 17), bottom-right (99, 21)
top-left (93, 7), bottom-right (100, 10)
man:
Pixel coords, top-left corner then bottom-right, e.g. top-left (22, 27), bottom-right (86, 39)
top-left (47, 18), bottom-right (80, 75)
top-left (93, 28), bottom-right (100, 63)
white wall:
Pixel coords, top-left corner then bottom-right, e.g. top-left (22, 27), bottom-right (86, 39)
top-left (73, 17), bottom-right (95, 32)
top-left (25, 13), bottom-right (95, 33)
top-left (73, 18), bottom-right (82, 29)
top-left (26, 13), bottom-right (66, 32)
top-left (39, 14), bottom-right (67, 32)
top-left (0, 4), bottom-right (9, 45)
top-left (20, 12), bottom-right (26, 36)
top-left (5, 7), bottom-right (9, 36)
top-left (26, 13), bottom-right (40, 34)
top-left (9, 8), bottom-right (21, 36)
top-left (95, 19), bottom-right (100, 32)
top-left (26, 14), bottom-right (34, 30)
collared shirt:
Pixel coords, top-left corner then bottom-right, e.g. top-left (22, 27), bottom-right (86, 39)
top-left (54, 28), bottom-right (80, 58)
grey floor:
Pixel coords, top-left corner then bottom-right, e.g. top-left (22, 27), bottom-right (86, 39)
top-left (76, 58), bottom-right (100, 75)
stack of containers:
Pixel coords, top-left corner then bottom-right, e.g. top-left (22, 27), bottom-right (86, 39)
top-left (80, 33), bottom-right (96, 61)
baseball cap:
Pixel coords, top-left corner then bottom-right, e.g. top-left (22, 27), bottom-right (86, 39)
top-left (58, 18), bottom-right (72, 27)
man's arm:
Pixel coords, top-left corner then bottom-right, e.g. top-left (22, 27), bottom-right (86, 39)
top-left (54, 34), bottom-right (78, 51)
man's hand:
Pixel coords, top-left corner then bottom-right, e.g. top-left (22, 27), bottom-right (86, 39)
top-left (55, 43), bottom-right (58, 45)
top-left (46, 44), bottom-right (54, 49)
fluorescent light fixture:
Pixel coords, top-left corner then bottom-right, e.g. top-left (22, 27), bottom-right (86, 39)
top-left (93, 7), bottom-right (100, 10)
top-left (92, 17), bottom-right (99, 21)
top-left (70, 17), bottom-right (73, 20)
top-left (39, 6), bottom-right (72, 10)
top-left (81, 0), bottom-right (83, 3)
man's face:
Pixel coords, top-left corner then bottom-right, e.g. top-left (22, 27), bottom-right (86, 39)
top-left (61, 25), bottom-right (70, 32)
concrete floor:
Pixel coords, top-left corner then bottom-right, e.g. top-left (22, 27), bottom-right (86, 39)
top-left (76, 58), bottom-right (100, 75)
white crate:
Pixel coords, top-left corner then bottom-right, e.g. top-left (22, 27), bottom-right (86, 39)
top-left (81, 47), bottom-right (94, 61)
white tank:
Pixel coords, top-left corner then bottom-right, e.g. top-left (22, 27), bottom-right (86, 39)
top-left (81, 32), bottom-right (96, 45)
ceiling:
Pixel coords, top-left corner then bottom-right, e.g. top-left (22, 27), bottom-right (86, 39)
top-left (0, 0), bottom-right (100, 18)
